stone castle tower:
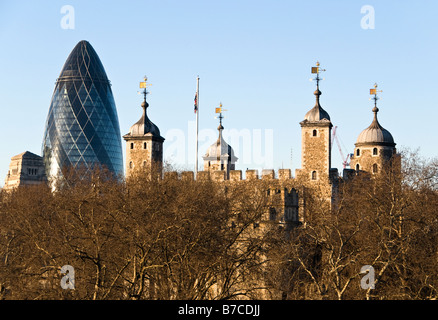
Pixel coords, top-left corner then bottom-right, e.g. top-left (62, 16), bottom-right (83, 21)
top-left (295, 63), bottom-right (338, 195)
top-left (349, 84), bottom-right (398, 175)
top-left (123, 78), bottom-right (165, 178)
top-left (297, 85), bottom-right (333, 183)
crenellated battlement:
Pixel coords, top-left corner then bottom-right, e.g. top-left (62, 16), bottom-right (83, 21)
top-left (163, 169), bottom-right (296, 182)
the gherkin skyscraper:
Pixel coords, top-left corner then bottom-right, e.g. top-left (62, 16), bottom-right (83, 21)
top-left (42, 40), bottom-right (123, 179)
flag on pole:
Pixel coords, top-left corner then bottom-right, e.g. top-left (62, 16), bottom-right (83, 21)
top-left (194, 92), bottom-right (198, 113)
top-left (195, 76), bottom-right (200, 178)
top-left (370, 88), bottom-right (376, 95)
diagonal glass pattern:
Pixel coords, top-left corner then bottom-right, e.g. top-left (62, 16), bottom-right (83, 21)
top-left (42, 40), bottom-right (123, 179)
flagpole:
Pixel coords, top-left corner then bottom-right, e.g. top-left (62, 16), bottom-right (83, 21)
top-left (195, 76), bottom-right (200, 179)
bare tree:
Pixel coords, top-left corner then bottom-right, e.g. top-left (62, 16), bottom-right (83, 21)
top-left (267, 149), bottom-right (438, 300)
top-left (0, 151), bottom-right (436, 300)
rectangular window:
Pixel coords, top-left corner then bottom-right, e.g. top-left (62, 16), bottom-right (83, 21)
top-left (269, 208), bottom-right (276, 221)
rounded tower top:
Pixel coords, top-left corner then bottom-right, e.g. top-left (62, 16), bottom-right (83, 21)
top-left (203, 109), bottom-right (237, 164)
top-left (126, 76), bottom-right (164, 140)
top-left (356, 84), bottom-right (395, 146)
top-left (204, 123), bottom-right (236, 160)
top-left (304, 88), bottom-right (331, 121)
top-left (129, 99), bottom-right (162, 138)
top-left (304, 61), bottom-right (331, 122)
top-left (356, 105), bottom-right (395, 146)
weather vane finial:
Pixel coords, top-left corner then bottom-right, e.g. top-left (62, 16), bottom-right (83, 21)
top-left (215, 102), bottom-right (227, 128)
top-left (311, 61), bottom-right (326, 89)
top-left (370, 83), bottom-right (383, 108)
top-left (139, 75), bottom-right (152, 103)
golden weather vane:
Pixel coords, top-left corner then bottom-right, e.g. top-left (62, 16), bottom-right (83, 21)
top-left (139, 75), bottom-right (152, 102)
top-left (215, 102), bottom-right (228, 127)
top-left (369, 83), bottom-right (383, 107)
top-left (310, 61), bottom-right (326, 89)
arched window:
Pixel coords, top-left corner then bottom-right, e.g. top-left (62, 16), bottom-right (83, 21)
top-left (373, 148), bottom-right (378, 156)
top-left (311, 171), bottom-right (317, 180)
top-left (312, 129), bottom-right (317, 137)
top-left (356, 148), bottom-right (360, 156)
top-left (130, 142), bottom-right (134, 150)
top-left (373, 163), bottom-right (378, 174)
top-left (129, 161), bottom-right (133, 169)
top-left (144, 142), bottom-right (147, 149)
top-left (356, 164), bottom-right (360, 171)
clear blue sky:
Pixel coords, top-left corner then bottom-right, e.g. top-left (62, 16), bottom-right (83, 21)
top-left (1, 0), bottom-right (437, 186)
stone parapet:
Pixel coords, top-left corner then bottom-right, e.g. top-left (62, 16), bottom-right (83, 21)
top-left (160, 169), bottom-right (298, 183)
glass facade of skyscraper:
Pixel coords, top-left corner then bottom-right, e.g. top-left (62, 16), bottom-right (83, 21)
top-left (42, 40), bottom-right (123, 179)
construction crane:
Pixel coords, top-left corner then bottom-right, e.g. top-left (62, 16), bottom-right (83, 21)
top-left (331, 126), bottom-right (351, 169)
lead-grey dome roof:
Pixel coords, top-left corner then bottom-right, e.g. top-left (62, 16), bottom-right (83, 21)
top-left (356, 106), bottom-right (395, 146)
top-left (203, 125), bottom-right (237, 162)
top-left (304, 89), bottom-right (331, 121)
top-left (129, 101), bottom-right (162, 138)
